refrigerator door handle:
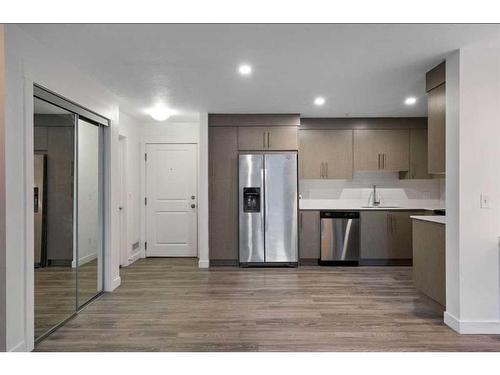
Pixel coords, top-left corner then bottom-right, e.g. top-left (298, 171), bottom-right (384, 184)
top-left (264, 166), bottom-right (268, 233)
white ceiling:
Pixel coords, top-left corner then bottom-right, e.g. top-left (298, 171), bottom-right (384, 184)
top-left (20, 24), bottom-right (500, 122)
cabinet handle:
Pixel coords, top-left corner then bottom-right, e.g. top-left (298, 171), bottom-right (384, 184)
top-left (267, 132), bottom-right (271, 148)
top-left (378, 154), bottom-right (381, 169)
top-left (392, 215), bottom-right (395, 233)
top-left (383, 154), bottom-right (386, 169)
top-left (325, 162), bottom-right (328, 178)
top-left (263, 132), bottom-right (266, 148)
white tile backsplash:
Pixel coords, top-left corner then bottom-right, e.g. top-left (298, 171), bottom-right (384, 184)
top-left (300, 171), bottom-right (445, 203)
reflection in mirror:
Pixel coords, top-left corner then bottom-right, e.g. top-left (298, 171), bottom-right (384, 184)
top-left (34, 97), bottom-right (76, 340)
top-left (77, 118), bottom-right (103, 307)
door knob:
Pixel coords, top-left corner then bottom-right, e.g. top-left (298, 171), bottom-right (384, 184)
top-left (119, 206), bottom-right (123, 210)
top-left (191, 195), bottom-right (195, 199)
top-left (191, 204), bottom-right (196, 208)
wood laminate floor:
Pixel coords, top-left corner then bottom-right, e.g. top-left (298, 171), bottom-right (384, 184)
top-left (35, 259), bottom-right (100, 339)
top-left (35, 258), bottom-right (500, 352)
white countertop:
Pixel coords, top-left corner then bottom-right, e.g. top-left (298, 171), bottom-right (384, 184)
top-left (410, 215), bottom-right (446, 225)
top-left (299, 198), bottom-right (444, 212)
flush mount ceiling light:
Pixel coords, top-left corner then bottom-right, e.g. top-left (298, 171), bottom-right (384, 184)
top-left (238, 64), bottom-right (252, 76)
top-left (146, 104), bottom-right (177, 121)
top-left (314, 97), bottom-right (326, 106)
top-left (405, 97), bottom-right (417, 105)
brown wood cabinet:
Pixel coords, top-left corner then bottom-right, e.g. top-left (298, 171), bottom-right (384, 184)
top-left (209, 127), bottom-right (239, 261)
top-left (406, 128), bottom-right (432, 179)
top-left (299, 210), bottom-right (320, 260)
top-left (412, 219), bottom-right (445, 306)
top-left (360, 210), bottom-right (427, 263)
top-left (299, 129), bottom-right (353, 179)
top-left (238, 126), bottom-right (298, 151)
top-left (427, 83), bottom-right (446, 174)
top-left (353, 129), bottom-right (409, 172)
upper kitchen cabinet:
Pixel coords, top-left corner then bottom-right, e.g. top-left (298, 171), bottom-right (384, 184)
top-left (426, 62), bottom-right (446, 175)
top-left (403, 128), bottom-right (432, 179)
top-left (238, 126), bottom-right (298, 151)
top-left (353, 129), bottom-right (409, 172)
top-left (299, 129), bottom-right (353, 179)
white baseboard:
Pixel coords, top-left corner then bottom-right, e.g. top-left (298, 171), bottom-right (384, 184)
top-left (9, 341), bottom-right (26, 352)
top-left (108, 276), bottom-right (121, 291)
top-left (71, 252), bottom-right (97, 268)
top-left (198, 259), bottom-right (209, 268)
top-left (444, 311), bottom-right (500, 334)
top-left (126, 250), bottom-right (142, 265)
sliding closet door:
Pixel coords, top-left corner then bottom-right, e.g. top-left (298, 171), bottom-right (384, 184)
top-left (76, 118), bottom-right (104, 308)
top-left (33, 97), bottom-right (77, 340)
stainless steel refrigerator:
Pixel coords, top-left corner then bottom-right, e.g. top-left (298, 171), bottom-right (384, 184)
top-left (239, 152), bottom-right (298, 266)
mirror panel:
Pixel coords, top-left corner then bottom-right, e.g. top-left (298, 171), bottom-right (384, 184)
top-left (76, 118), bottom-right (103, 307)
top-left (34, 97), bottom-right (77, 340)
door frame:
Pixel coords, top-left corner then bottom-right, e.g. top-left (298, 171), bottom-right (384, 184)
top-left (141, 142), bottom-right (199, 259)
top-left (118, 134), bottom-right (128, 266)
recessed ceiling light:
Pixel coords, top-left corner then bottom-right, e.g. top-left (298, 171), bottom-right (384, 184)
top-left (405, 97), bottom-right (417, 105)
top-left (238, 64), bottom-right (252, 76)
top-left (314, 97), bottom-right (326, 106)
top-left (145, 104), bottom-right (177, 122)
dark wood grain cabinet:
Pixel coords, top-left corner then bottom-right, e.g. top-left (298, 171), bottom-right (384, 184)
top-left (360, 210), bottom-right (427, 264)
top-left (209, 126), bottom-right (239, 262)
top-left (238, 126), bottom-right (298, 151)
top-left (299, 210), bottom-right (320, 261)
top-left (426, 62), bottom-right (446, 175)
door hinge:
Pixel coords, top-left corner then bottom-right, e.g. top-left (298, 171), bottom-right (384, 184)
top-left (144, 197), bottom-right (147, 205)
top-left (145, 153), bottom-right (147, 162)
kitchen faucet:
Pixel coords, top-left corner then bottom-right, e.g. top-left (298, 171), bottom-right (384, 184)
top-left (372, 184), bottom-right (380, 206)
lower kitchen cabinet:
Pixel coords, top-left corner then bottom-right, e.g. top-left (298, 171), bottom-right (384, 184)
top-left (299, 210), bottom-right (320, 262)
top-left (360, 210), bottom-right (427, 264)
top-left (412, 219), bottom-right (446, 306)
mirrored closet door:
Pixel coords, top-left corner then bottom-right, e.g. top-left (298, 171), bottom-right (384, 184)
top-left (33, 87), bottom-right (107, 342)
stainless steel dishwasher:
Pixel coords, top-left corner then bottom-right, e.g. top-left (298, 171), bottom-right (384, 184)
top-left (319, 211), bottom-right (360, 266)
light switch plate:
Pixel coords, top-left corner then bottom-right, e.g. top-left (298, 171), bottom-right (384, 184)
top-left (480, 193), bottom-right (490, 209)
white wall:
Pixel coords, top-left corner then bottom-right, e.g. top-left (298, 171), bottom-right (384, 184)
top-left (445, 38), bottom-right (500, 333)
top-left (0, 24), bottom-right (7, 352)
top-left (139, 118), bottom-right (209, 268)
top-left (300, 172), bottom-right (443, 201)
top-left (3, 25), bottom-right (121, 352)
top-left (117, 112), bottom-right (142, 265)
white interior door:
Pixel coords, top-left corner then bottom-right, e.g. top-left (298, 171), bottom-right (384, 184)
top-left (146, 143), bottom-right (197, 257)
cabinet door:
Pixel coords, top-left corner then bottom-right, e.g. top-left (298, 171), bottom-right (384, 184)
top-left (299, 210), bottom-right (320, 259)
top-left (382, 129), bottom-right (409, 171)
top-left (408, 129), bottom-right (432, 179)
top-left (388, 211), bottom-right (413, 259)
top-left (299, 129), bottom-right (353, 179)
top-left (428, 83), bottom-right (446, 174)
top-left (360, 211), bottom-right (389, 259)
top-left (238, 127), bottom-right (267, 150)
top-left (267, 126), bottom-right (298, 150)
top-left (353, 130), bottom-right (385, 171)
top-left (209, 127), bottom-right (239, 260)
